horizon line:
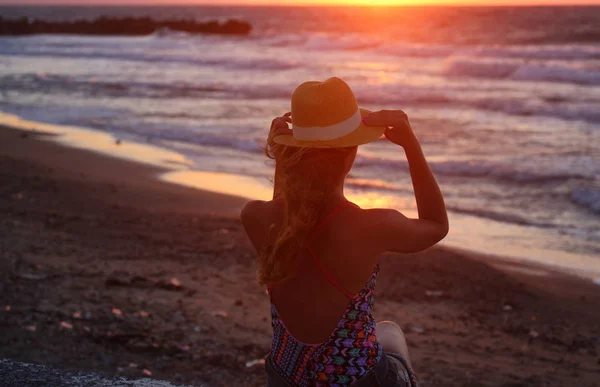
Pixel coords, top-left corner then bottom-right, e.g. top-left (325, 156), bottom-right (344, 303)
top-left (1, 2), bottom-right (599, 7)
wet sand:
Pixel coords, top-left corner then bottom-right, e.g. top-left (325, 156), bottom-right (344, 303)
top-left (0, 126), bottom-right (599, 387)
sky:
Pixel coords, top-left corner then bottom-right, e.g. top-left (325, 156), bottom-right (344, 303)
top-left (2, 0), bottom-right (600, 5)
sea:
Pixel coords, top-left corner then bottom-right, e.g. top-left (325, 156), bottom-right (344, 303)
top-left (0, 6), bottom-right (599, 277)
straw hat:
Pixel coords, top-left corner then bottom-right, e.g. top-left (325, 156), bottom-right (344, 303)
top-left (273, 77), bottom-right (386, 148)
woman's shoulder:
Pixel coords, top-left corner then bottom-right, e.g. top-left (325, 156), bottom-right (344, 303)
top-left (240, 200), bottom-right (280, 226)
top-left (332, 206), bottom-right (417, 254)
top-left (344, 204), bottom-right (401, 228)
top-left (240, 200), bottom-right (281, 252)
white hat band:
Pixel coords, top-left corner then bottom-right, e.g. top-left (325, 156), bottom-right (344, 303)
top-left (292, 109), bottom-right (362, 141)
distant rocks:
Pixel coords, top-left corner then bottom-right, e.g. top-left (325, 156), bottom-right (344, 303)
top-left (0, 16), bottom-right (252, 36)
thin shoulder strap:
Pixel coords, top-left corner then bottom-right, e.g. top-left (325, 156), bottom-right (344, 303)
top-left (307, 201), bottom-right (357, 244)
top-left (306, 201), bottom-right (358, 299)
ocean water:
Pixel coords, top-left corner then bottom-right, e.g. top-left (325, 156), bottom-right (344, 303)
top-left (0, 6), bottom-right (599, 275)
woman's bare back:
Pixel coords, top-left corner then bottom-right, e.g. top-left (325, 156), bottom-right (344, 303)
top-left (243, 199), bottom-right (381, 343)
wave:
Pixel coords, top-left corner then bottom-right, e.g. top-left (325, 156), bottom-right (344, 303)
top-left (353, 84), bottom-right (453, 106)
top-left (465, 45), bottom-right (600, 61)
top-left (4, 70), bottom-right (600, 125)
top-left (0, 73), bottom-right (295, 101)
top-left (512, 64), bottom-right (600, 86)
top-left (0, 43), bottom-right (299, 72)
top-left (260, 32), bottom-right (383, 51)
top-left (444, 57), bottom-right (600, 86)
top-left (104, 123), bottom-right (593, 185)
top-left (142, 131), bottom-right (265, 155)
top-left (432, 160), bottom-right (593, 183)
top-left (379, 43), bottom-right (600, 61)
top-left (99, 121), bottom-right (264, 154)
top-left (571, 187), bottom-right (600, 215)
top-left (444, 57), bottom-right (520, 79)
top-left (354, 154), bottom-right (592, 184)
top-left (0, 73), bottom-right (228, 99)
top-left (151, 27), bottom-right (191, 39)
top-left (5, 34), bottom-right (600, 89)
top-left (259, 33), bottom-right (600, 61)
top-left (447, 205), bottom-right (557, 229)
top-left (259, 32), bottom-right (600, 62)
top-left (470, 98), bottom-right (600, 123)
top-left (303, 33), bottom-right (383, 51)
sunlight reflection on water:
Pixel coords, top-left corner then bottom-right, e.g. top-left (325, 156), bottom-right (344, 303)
top-left (0, 112), bottom-right (193, 170)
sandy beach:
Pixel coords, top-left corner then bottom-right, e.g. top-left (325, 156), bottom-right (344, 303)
top-left (0, 126), bottom-right (599, 387)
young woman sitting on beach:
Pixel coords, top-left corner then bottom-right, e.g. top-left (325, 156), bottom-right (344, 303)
top-left (241, 77), bottom-right (448, 386)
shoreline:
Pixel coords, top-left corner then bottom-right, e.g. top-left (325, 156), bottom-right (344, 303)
top-left (1, 123), bottom-right (599, 386)
top-left (1, 111), bottom-right (598, 281)
top-left (0, 124), bottom-right (248, 217)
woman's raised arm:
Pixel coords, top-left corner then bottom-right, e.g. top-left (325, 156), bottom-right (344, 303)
top-left (362, 110), bottom-right (449, 253)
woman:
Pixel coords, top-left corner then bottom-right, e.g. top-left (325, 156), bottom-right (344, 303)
top-left (241, 77), bottom-right (448, 386)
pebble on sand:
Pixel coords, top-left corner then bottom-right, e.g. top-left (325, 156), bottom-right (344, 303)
top-left (245, 358), bottom-right (265, 368)
top-left (529, 330), bottom-right (539, 338)
top-left (425, 290), bottom-right (444, 297)
top-left (211, 310), bottom-right (228, 319)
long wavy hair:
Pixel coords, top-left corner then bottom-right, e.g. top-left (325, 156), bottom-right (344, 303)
top-left (258, 136), bottom-right (357, 286)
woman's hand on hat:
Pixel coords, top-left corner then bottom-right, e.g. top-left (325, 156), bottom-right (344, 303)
top-left (268, 112), bottom-right (293, 143)
top-left (362, 110), bottom-right (416, 148)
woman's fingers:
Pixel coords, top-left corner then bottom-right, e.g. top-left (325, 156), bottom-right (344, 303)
top-left (281, 112), bottom-right (292, 123)
top-left (271, 116), bottom-right (291, 128)
top-left (270, 116), bottom-right (293, 137)
top-left (362, 110), bottom-right (407, 127)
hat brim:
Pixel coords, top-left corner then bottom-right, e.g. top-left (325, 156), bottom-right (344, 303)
top-left (273, 108), bottom-right (385, 148)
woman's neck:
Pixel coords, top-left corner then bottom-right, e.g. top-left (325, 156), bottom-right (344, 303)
top-left (273, 165), bottom-right (347, 203)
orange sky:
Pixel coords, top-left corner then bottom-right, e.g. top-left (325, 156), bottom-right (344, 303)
top-left (3, 0), bottom-right (600, 5)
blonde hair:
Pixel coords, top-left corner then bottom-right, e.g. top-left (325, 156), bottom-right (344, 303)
top-left (258, 136), bottom-right (356, 286)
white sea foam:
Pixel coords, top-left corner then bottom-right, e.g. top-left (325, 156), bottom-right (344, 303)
top-left (262, 34), bottom-right (600, 61)
top-left (444, 57), bottom-right (600, 86)
top-left (354, 155), bottom-right (593, 184)
top-left (511, 64), bottom-right (600, 86)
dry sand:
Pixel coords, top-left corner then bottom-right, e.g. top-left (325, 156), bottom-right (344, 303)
top-left (0, 127), bottom-right (599, 386)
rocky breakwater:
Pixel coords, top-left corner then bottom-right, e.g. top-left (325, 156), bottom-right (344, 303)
top-left (0, 16), bottom-right (252, 36)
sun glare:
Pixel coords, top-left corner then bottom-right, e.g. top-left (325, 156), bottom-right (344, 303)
top-left (297, 0), bottom-right (444, 5)
top-left (340, 0), bottom-right (413, 4)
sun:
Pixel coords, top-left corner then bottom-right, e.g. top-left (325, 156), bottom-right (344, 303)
top-left (340, 0), bottom-right (406, 3)
top-left (304, 0), bottom-right (458, 5)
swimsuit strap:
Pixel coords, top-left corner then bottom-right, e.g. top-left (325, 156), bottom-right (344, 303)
top-left (267, 200), bottom-right (359, 298)
top-left (307, 201), bottom-right (358, 299)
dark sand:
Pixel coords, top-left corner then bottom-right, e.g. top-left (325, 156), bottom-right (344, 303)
top-left (0, 127), bottom-right (599, 386)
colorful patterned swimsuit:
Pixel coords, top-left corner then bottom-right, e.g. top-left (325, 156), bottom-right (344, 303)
top-left (267, 201), bottom-right (383, 386)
